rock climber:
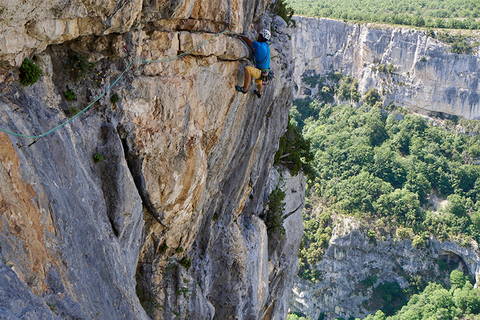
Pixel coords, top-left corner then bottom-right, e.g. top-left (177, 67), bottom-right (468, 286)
top-left (235, 29), bottom-right (272, 98)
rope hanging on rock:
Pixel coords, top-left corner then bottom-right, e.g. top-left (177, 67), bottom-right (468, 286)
top-left (0, 29), bottom-right (229, 140)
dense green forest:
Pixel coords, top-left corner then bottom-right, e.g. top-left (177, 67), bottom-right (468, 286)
top-left (296, 102), bottom-right (480, 281)
top-left (286, 0), bottom-right (480, 29)
top-left (288, 271), bottom-right (480, 320)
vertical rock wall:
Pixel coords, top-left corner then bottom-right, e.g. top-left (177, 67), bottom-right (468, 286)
top-left (0, 2), bottom-right (303, 320)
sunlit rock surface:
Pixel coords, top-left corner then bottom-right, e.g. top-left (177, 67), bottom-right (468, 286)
top-left (0, 1), bottom-right (303, 319)
top-left (292, 17), bottom-right (480, 119)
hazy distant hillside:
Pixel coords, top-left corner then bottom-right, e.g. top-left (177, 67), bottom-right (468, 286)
top-left (286, 0), bottom-right (480, 29)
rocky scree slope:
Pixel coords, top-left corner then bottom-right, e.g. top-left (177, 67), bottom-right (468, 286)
top-left (0, 1), bottom-right (303, 319)
top-left (292, 17), bottom-right (480, 119)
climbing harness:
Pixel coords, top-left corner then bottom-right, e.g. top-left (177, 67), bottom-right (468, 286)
top-left (0, 29), bottom-right (229, 140)
top-left (261, 70), bottom-right (275, 83)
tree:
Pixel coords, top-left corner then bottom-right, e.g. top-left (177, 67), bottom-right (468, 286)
top-left (374, 189), bottom-right (421, 225)
top-left (363, 88), bottom-right (382, 106)
top-left (334, 171), bottom-right (393, 213)
top-left (445, 194), bottom-right (471, 217)
top-left (450, 270), bottom-right (468, 289)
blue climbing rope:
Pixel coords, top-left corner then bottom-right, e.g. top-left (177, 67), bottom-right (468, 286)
top-left (0, 30), bottom-right (229, 140)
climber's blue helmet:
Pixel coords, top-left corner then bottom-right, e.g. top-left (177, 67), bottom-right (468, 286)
top-left (259, 29), bottom-right (271, 42)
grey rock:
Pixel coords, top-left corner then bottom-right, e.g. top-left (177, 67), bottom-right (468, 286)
top-left (0, 2), bottom-right (303, 320)
top-left (292, 17), bottom-right (480, 119)
top-left (0, 263), bottom-right (58, 320)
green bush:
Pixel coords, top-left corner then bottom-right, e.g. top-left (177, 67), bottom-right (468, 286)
top-left (19, 58), bottom-right (43, 86)
top-left (437, 33), bottom-right (477, 54)
top-left (336, 76), bottom-right (360, 102)
top-left (274, 119), bottom-right (314, 178)
top-left (64, 89), bottom-right (76, 101)
top-left (179, 257), bottom-right (192, 270)
top-left (412, 234), bottom-right (428, 248)
top-left (287, 314), bottom-right (311, 320)
top-left (68, 52), bottom-right (94, 81)
top-left (265, 186), bottom-right (286, 236)
top-left (450, 269), bottom-right (468, 289)
top-left (66, 107), bottom-right (80, 117)
top-left (302, 72), bottom-right (323, 87)
top-left (375, 64), bottom-right (396, 74)
top-left (290, 98), bottom-right (321, 129)
top-left (363, 88), bottom-right (382, 106)
top-left (395, 227), bottom-right (413, 240)
top-left (445, 194), bottom-right (470, 216)
top-left (110, 93), bottom-right (120, 104)
top-left (273, 0), bottom-right (295, 26)
top-left (93, 153), bottom-right (105, 163)
top-left (374, 189), bottom-right (420, 226)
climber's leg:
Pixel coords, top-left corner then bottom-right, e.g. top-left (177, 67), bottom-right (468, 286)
top-left (254, 80), bottom-right (263, 98)
top-left (236, 66), bottom-right (249, 93)
top-left (243, 67), bottom-right (252, 90)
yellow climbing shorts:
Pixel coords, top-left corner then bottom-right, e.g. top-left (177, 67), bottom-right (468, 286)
top-left (246, 66), bottom-right (263, 85)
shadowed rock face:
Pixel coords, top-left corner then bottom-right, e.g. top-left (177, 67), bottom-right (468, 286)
top-left (0, 2), bottom-right (303, 320)
top-left (292, 17), bottom-right (480, 119)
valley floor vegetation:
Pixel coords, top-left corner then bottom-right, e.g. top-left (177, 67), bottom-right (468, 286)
top-left (288, 270), bottom-right (480, 320)
top-left (287, 0), bottom-right (480, 29)
top-left (297, 102), bottom-right (480, 280)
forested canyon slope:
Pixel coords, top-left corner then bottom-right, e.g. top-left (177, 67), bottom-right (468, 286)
top-left (289, 16), bottom-right (480, 320)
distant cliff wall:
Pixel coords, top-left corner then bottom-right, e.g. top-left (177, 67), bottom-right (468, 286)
top-left (292, 17), bottom-right (480, 119)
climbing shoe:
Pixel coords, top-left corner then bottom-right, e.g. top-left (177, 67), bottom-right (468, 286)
top-left (254, 90), bottom-right (262, 98)
top-left (235, 85), bottom-right (247, 94)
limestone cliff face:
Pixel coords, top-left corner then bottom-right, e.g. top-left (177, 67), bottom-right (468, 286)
top-left (291, 215), bottom-right (480, 320)
top-left (292, 17), bottom-right (480, 119)
top-left (0, 2), bottom-right (303, 320)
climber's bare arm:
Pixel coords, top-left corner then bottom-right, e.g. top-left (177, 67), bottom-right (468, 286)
top-left (239, 36), bottom-right (253, 49)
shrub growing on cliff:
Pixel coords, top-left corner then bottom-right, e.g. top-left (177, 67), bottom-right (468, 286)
top-left (336, 76), bottom-right (360, 102)
top-left (64, 89), bottom-right (76, 101)
top-left (272, 0), bottom-right (295, 26)
top-left (110, 93), bottom-right (120, 104)
top-left (265, 186), bottom-right (286, 236)
top-left (363, 88), bottom-right (382, 106)
top-left (437, 33), bottom-right (477, 54)
top-left (287, 314), bottom-right (311, 320)
top-left (19, 58), bottom-right (43, 86)
top-left (66, 107), bottom-right (80, 117)
top-left (93, 153), bottom-right (105, 163)
top-left (179, 257), bottom-right (192, 270)
top-left (68, 52), bottom-right (94, 81)
top-left (274, 119), bottom-right (314, 178)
